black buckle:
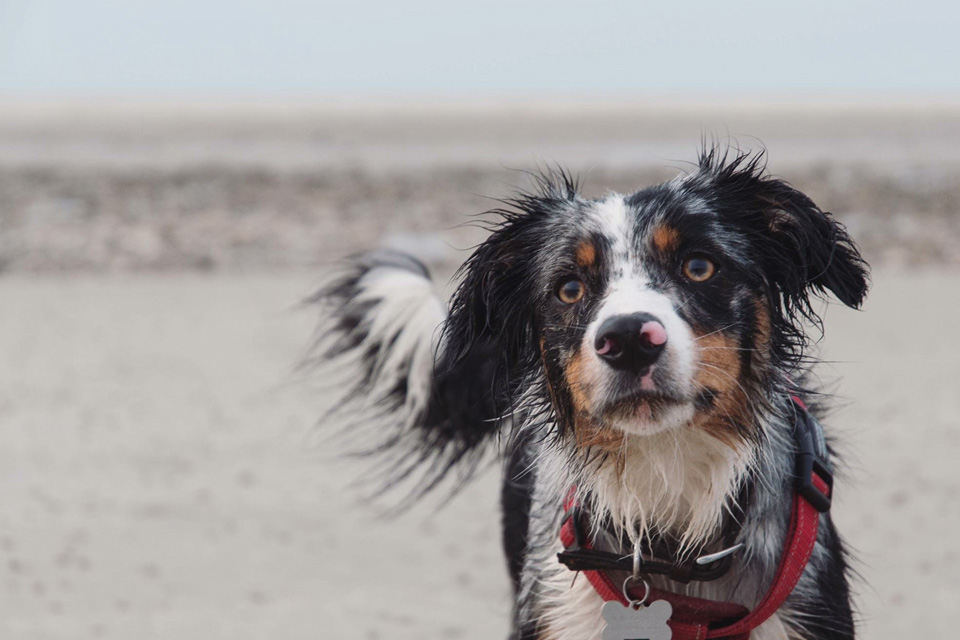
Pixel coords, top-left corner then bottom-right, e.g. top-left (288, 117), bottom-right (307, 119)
top-left (794, 409), bottom-right (833, 513)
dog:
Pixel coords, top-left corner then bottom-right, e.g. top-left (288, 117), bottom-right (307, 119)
top-left (310, 146), bottom-right (868, 639)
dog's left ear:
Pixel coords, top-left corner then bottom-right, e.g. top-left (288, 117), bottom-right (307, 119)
top-left (697, 150), bottom-right (869, 310)
top-left (752, 178), bottom-right (869, 310)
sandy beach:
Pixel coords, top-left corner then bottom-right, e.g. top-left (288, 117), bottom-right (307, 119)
top-left (0, 101), bottom-right (957, 639)
top-left (2, 99), bottom-right (960, 272)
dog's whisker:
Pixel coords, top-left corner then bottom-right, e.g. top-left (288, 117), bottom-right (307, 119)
top-left (693, 323), bottom-right (741, 341)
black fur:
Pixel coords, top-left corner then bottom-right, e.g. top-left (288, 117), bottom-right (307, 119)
top-left (312, 146), bottom-right (869, 638)
top-left (681, 148), bottom-right (868, 370)
top-left (306, 250), bottom-right (502, 505)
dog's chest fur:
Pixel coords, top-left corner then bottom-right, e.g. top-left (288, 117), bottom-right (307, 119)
top-left (514, 409), bottom-right (810, 640)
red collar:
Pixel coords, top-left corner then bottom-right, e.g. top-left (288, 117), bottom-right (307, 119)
top-left (557, 397), bottom-right (832, 640)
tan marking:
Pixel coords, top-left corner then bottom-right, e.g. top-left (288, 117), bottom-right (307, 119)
top-left (562, 351), bottom-right (591, 410)
top-left (694, 332), bottom-right (741, 393)
top-left (651, 225), bottom-right (681, 253)
top-left (541, 336), bottom-right (626, 456)
top-left (692, 329), bottom-right (753, 447)
top-left (575, 240), bottom-right (597, 268)
top-left (574, 417), bottom-right (626, 453)
top-left (753, 296), bottom-right (773, 372)
top-left (563, 350), bottom-right (625, 454)
top-left (755, 298), bottom-right (771, 348)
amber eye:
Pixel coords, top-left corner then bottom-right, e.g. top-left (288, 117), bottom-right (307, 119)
top-left (682, 255), bottom-right (717, 282)
top-left (557, 279), bottom-right (585, 304)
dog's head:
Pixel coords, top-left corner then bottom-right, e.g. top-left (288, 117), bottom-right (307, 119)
top-left (445, 148), bottom-right (868, 449)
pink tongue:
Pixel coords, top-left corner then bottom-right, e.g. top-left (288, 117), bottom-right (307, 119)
top-left (640, 321), bottom-right (668, 347)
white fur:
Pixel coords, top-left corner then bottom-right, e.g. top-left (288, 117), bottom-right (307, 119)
top-left (575, 194), bottom-right (699, 435)
top-left (347, 267), bottom-right (446, 422)
top-left (535, 423), bottom-right (755, 555)
top-left (518, 406), bottom-right (760, 637)
top-left (592, 194), bottom-right (633, 259)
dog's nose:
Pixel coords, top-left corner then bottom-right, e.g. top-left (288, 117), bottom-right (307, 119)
top-left (594, 313), bottom-right (667, 372)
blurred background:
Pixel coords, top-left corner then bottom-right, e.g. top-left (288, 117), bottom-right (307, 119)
top-left (0, 1), bottom-right (957, 638)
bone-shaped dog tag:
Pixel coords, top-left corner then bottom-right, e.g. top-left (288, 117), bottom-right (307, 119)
top-left (601, 599), bottom-right (673, 640)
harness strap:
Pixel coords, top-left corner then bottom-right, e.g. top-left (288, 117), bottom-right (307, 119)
top-left (557, 398), bottom-right (831, 639)
top-left (707, 472), bottom-right (828, 638)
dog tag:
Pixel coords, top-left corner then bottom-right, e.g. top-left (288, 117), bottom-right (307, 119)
top-left (601, 599), bottom-right (673, 640)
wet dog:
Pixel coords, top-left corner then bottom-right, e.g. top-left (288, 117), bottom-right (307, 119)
top-left (311, 146), bottom-right (868, 639)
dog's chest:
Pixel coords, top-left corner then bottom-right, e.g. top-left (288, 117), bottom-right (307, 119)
top-left (522, 440), bottom-right (797, 639)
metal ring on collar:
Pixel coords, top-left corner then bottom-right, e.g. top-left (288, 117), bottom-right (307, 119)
top-left (622, 574), bottom-right (650, 609)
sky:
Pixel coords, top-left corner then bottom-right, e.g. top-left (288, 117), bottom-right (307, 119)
top-left (0, 0), bottom-right (957, 95)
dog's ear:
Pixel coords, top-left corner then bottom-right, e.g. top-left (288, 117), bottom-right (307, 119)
top-left (697, 149), bottom-right (869, 312)
top-left (443, 172), bottom-right (578, 401)
top-left (443, 211), bottom-right (544, 388)
top-left (751, 179), bottom-right (869, 311)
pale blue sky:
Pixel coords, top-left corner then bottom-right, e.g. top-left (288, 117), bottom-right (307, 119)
top-left (1, 0), bottom-right (957, 94)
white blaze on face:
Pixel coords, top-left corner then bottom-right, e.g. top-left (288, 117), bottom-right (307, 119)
top-left (581, 195), bottom-right (697, 435)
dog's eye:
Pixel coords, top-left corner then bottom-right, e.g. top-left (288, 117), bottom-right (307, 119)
top-left (682, 255), bottom-right (717, 283)
top-left (557, 279), bottom-right (585, 304)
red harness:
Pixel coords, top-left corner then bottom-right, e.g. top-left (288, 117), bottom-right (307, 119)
top-left (557, 398), bottom-right (832, 640)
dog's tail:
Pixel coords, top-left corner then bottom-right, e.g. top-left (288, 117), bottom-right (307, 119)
top-left (305, 250), bottom-right (502, 505)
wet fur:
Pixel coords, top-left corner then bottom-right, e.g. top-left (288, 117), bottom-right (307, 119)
top-left (311, 147), bottom-right (868, 639)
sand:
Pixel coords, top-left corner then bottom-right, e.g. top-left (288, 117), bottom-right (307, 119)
top-left (0, 269), bottom-right (954, 639)
top-left (0, 100), bottom-right (956, 639)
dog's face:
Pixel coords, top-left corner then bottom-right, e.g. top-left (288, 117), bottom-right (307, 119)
top-left (447, 150), bottom-right (868, 447)
top-left (540, 193), bottom-right (753, 439)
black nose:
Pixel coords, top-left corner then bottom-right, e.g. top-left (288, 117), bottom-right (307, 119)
top-left (594, 313), bottom-right (667, 372)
